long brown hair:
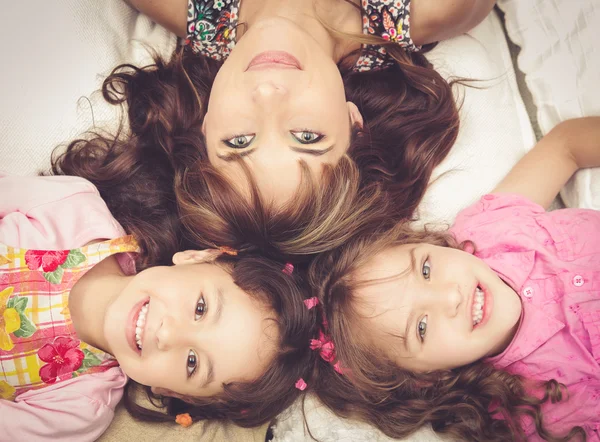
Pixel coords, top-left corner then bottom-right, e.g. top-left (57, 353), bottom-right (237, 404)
top-left (51, 41), bottom-right (459, 261)
top-left (308, 223), bottom-right (586, 441)
top-left (50, 53), bottom-right (221, 268)
top-left (125, 253), bottom-right (322, 427)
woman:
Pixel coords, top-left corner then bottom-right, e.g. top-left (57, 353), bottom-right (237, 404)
top-left (125, 0), bottom-right (496, 204)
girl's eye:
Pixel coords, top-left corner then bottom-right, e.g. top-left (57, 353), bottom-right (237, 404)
top-left (422, 259), bottom-right (431, 281)
top-left (291, 130), bottom-right (325, 144)
top-left (223, 134), bottom-right (255, 148)
top-left (186, 350), bottom-right (197, 377)
top-left (417, 315), bottom-right (428, 342)
top-left (195, 296), bottom-right (207, 320)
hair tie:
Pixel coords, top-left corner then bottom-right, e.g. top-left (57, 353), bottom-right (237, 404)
top-left (303, 297), bottom-right (319, 309)
top-left (218, 246), bottom-right (238, 256)
top-left (332, 361), bottom-right (345, 375)
top-left (282, 263), bottom-right (294, 275)
top-left (310, 330), bottom-right (336, 362)
top-left (175, 413), bottom-right (193, 428)
top-left (295, 378), bottom-right (308, 391)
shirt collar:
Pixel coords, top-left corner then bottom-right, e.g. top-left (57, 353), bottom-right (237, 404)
top-left (480, 250), bottom-right (564, 368)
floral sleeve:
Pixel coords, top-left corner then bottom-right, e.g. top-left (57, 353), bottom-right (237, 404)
top-left (184, 0), bottom-right (240, 61)
top-left (355, 0), bottom-right (421, 72)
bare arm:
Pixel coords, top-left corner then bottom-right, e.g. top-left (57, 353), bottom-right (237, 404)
top-left (124, 0), bottom-right (187, 37)
top-left (409, 0), bottom-right (497, 46)
top-left (493, 117), bottom-right (600, 209)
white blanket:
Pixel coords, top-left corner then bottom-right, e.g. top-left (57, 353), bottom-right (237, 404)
top-left (0, 3), bottom-right (536, 441)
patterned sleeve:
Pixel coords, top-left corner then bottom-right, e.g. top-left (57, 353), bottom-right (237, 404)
top-left (362, 0), bottom-right (421, 52)
top-left (184, 0), bottom-right (239, 61)
top-left (354, 0), bottom-right (421, 72)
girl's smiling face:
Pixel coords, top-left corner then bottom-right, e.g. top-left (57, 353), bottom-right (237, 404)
top-left (352, 244), bottom-right (522, 372)
top-left (103, 261), bottom-right (279, 398)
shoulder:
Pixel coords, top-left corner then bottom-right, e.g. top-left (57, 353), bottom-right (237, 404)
top-left (0, 175), bottom-right (125, 250)
top-left (2, 368), bottom-right (126, 441)
top-left (1, 175), bottom-right (100, 211)
top-left (451, 193), bottom-right (544, 238)
top-left (185, 0), bottom-right (240, 60)
top-left (360, 0), bottom-right (421, 49)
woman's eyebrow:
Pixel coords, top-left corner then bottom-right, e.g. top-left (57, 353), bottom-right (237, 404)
top-left (216, 149), bottom-right (256, 161)
top-left (289, 145), bottom-right (335, 156)
top-left (217, 144), bottom-right (334, 161)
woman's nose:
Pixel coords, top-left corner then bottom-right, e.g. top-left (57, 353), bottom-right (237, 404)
top-left (252, 82), bottom-right (287, 104)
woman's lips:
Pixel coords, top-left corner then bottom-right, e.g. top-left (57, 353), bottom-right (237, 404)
top-left (246, 51), bottom-right (302, 71)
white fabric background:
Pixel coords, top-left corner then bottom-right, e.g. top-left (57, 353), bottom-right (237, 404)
top-left (0, 0), bottom-right (176, 176)
top-left (497, 0), bottom-right (600, 210)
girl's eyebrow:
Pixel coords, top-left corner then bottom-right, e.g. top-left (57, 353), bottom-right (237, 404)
top-left (403, 310), bottom-right (414, 353)
top-left (198, 290), bottom-right (224, 389)
top-left (408, 247), bottom-right (418, 275)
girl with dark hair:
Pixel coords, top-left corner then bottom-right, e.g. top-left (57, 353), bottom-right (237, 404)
top-left (309, 117), bottom-right (600, 441)
top-left (0, 174), bottom-right (321, 441)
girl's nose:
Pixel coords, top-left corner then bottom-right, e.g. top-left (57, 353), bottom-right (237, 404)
top-left (437, 284), bottom-right (462, 318)
top-left (155, 315), bottom-right (182, 351)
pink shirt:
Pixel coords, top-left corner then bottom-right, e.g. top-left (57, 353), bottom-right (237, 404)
top-left (0, 175), bottom-right (129, 442)
top-left (451, 194), bottom-right (600, 441)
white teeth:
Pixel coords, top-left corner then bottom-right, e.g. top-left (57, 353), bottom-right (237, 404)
top-left (472, 287), bottom-right (485, 326)
top-left (135, 303), bottom-right (149, 350)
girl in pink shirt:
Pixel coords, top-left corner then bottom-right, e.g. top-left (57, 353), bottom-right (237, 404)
top-left (0, 175), bottom-right (320, 441)
top-left (309, 117), bottom-right (600, 441)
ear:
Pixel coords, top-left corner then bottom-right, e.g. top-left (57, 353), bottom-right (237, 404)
top-left (172, 249), bottom-right (221, 265)
top-left (346, 101), bottom-right (364, 130)
top-left (201, 114), bottom-right (207, 136)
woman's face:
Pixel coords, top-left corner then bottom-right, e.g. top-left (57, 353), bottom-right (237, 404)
top-left (203, 17), bottom-right (363, 203)
top-left (104, 258), bottom-right (279, 398)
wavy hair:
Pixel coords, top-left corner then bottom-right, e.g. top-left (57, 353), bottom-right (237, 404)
top-left (308, 223), bottom-right (586, 442)
top-left (51, 40), bottom-right (459, 261)
top-left (124, 253), bottom-right (322, 427)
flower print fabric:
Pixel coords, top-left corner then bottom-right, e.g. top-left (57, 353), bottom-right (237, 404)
top-left (185, 0), bottom-right (240, 61)
top-left (450, 194), bottom-right (600, 441)
top-left (0, 175), bottom-right (132, 441)
top-left (0, 236), bottom-right (138, 399)
top-left (185, 0), bottom-right (420, 71)
top-left (354, 0), bottom-right (421, 72)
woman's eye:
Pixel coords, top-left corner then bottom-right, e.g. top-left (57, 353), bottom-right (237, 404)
top-left (223, 134), bottom-right (255, 148)
top-left (195, 296), bottom-right (207, 320)
top-left (291, 130), bottom-right (325, 144)
top-left (417, 315), bottom-right (428, 342)
top-left (186, 350), bottom-right (197, 377)
top-left (422, 259), bottom-right (431, 281)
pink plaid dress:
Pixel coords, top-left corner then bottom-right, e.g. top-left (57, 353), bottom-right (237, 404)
top-left (0, 236), bottom-right (138, 401)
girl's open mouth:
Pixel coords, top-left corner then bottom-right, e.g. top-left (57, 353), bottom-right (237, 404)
top-left (127, 298), bottom-right (149, 355)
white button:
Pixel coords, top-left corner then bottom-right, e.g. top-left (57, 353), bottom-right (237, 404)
top-left (522, 287), bottom-right (534, 298)
top-left (572, 275), bottom-right (584, 287)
